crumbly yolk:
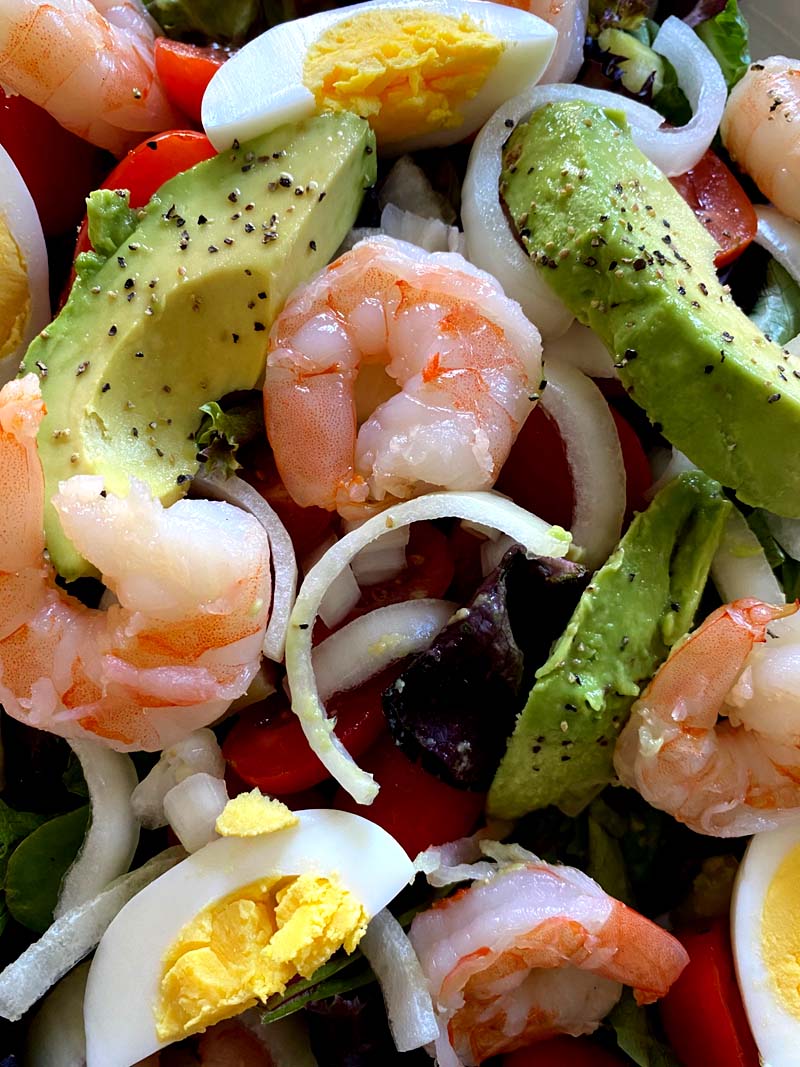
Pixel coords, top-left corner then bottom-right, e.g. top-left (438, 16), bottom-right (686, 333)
top-left (156, 874), bottom-right (368, 1042)
top-left (215, 790), bottom-right (298, 837)
top-left (762, 843), bottom-right (800, 1019)
top-left (0, 216), bottom-right (30, 360)
top-left (303, 9), bottom-right (504, 143)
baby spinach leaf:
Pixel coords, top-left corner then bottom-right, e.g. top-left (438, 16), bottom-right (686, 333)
top-left (750, 258), bottom-right (800, 347)
top-left (5, 806), bottom-right (89, 933)
top-left (0, 800), bottom-right (46, 885)
top-left (693, 0), bottom-right (750, 90)
top-left (608, 991), bottom-right (682, 1067)
top-left (144, 0), bottom-right (261, 43)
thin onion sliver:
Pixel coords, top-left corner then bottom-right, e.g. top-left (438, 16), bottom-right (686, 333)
top-left (55, 741), bottom-right (139, 919)
top-left (711, 508), bottom-right (785, 605)
top-left (753, 206), bottom-right (800, 290)
top-left (286, 491), bottom-right (571, 804)
top-left (194, 471), bottom-right (297, 662)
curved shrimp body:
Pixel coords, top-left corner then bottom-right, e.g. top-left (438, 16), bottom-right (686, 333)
top-left (721, 56), bottom-right (800, 222)
top-left (613, 598), bottom-right (800, 837)
top-left (409, 861), bottom-right (688, 1065)
top-left (0, 375), bottom-right (271, 752)
top-left (264, 236), bottom-right (542, 517)
top-left (0, 0), bottom-right (180, 154)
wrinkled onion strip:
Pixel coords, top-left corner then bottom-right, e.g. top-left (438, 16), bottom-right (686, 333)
top-left (753, 206), bottom-right (800, 291)
top-left (286, 491), bottom-right (571, 805)
top-left (539, 362), bottom-right (625, 570)
top-left (361, 910), bottom-right (438, 1052)
top-left (0, 847), bottom-right (183, 1022)
top-left (711, 508), bottom-right (785, 605)
top-left (194, 471), bottom-right (297, 662)
top-left (54, 741), bottom-right (139, 919)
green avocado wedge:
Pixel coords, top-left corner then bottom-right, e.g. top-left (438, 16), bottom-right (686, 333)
top-left (487, 471), bottom-right (730, 821)
top-left (24, 111), bottom-right (376, 580)
top-left (500, 100), bottom-right (800, 517)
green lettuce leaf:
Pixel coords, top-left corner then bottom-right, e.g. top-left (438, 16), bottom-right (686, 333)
top-left (750, 258), bottom-right (800, 347)
top-left (144, 0), bottom-right (262, 43)
top-left (694, 0), bottom-right (751, 90)
top-left (195, 393), bottom-right (265, 477)
top-left (608, 991), bottom-right (682, 1067)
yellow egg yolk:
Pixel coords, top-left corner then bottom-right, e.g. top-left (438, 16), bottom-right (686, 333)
top-left (0, 216), bottom-right (30, 361)
top-left (303, 9), bottom-right (504, 143)
top-left (762, 843), bottom-right (800, 1019)
top-left (156, 873), bottom-right (368, 1042)
top-left (215, 790), bottom-right (298, 837)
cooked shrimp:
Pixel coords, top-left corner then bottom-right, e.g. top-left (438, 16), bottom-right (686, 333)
top-left (263, 236), bottom-right (542, 518)
top-left (409, 857), bottom-right (688, 1066)
top-left (500, 0), bottom-right (588, 83)
top-left (614, 598), bottom-right (800, 837)
top-left (0, 375), bottom-right (271, 752)
top-left (0, 0), bottom-right (180, 155)
top-left (721, 56), bottom-right (800, 222)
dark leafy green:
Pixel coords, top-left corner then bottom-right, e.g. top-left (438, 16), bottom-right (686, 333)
top-left (62, 754), bottom-right (89, 799)
top-left (195, 391), bottom-right (266, 476)
top-left (588, 0), bottom-right (658, 36)
top-left (693, 0), bottom-right (750, 90)
top-left (383, 549), bottom-right (587, 790)
top-left (608, 991), bottom-right (682, 1067)
top-left (596, 25), bottom-right (691, 125)
top-left (5, 806), bottom-right (89, 933)
top-left (144, 0), bottom-right (262, 43)
top-left (750, 258), bottom-right (800, 347)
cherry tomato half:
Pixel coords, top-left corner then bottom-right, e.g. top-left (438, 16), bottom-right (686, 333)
top-left (333, 735), bottom-right (485, 857)
top-left (222, 669), bottom-right (393, 796)
top-left (357, 522), bottom-right (455, 613)
top-left (670, 149), bottom-right (757, 268)
top-left (154, 39), bottom-right (228, 126)
top-left (659, 918), bottom-right (759, 1067)
top-left (503, 1035), bottom-right (628, 1066)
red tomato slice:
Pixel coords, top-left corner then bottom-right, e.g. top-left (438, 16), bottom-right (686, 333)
top-left (0, 88), bottom-right (106, 236)
top-left (357, 522), bottom-right (455, 612)
top-left (659, 918), bottom-right (759, 1067)
top-left (610, 408), bottom-right (652, 519)
top-left (222, 669), bottom-right (393, 796)
top-left (503, 1035), bottom-right (628, 1066)
top-left (333, 735), bottom-right (485, 857)
top-left (670, 149), bottom-right (757, 268)
top-left (154, 38), bottom-right (228, 126)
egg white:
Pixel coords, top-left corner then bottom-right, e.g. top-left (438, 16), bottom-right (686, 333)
top-left (202, 0), bottom-right (556, 153)
top-left (732, 819), bottom-right (800, 1067)
top-left (0, 144), bottom-right (49, 384)
top-left (83, 809), bottom-right (413, 1067)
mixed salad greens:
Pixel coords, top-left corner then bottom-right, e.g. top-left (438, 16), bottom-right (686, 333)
top-left (0, 0), bottom-right (799, 1064)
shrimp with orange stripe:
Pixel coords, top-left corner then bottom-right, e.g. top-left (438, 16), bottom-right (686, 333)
top-left (0, 374), bottom-right (271, 752)
top-left (262, 235), bottom-right (543, 519)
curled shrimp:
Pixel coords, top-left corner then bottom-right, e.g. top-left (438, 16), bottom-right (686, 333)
top-left (263, 236), bottom-right (542, 518)
top-left (613, 598), bottom-right (800, 837)
top-left (721, 56), bottom-right (800, 222)
top-left (0, 375), bottom-right (271, 752)
top-left (409, 855), bottom-right (688, 1065)
top-left (0, 0), bottom-right (180, 155)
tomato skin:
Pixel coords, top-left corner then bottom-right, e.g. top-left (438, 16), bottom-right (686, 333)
top-left (503, 1035), bottom-right (627, 1066)
top-left (0, 88), bottom-right (106, 236)
top-left (610, 408), bottom-right (651, 519)
top-left (333, 735), bottom-right (485, 857)
top-left (659, 918), bottom-right (759, 1067)
top-left (357, 522), bottom-right (454, 612)
top-left (222, 669), bottom-right (392, 796)
top-left (670, 150), bottom-right (757, 268)
top-left (154, 39), bottom-right (228, 125)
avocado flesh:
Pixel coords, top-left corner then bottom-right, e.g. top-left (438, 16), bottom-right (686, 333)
top-left (487, 471), bottom-right (730, 821)
top-left (24, 112), bottom-right (376, 580)
top-left (500, 101), bottom-right (800, 517)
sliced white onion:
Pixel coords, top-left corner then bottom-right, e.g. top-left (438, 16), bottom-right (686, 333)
top-left (25, 961), bottom-right (90, 1067)
top-left (646, 448), bottom-right (697, 499)
top-left (380, 204), bottom-right (465, 256)
top-left (544, 322), bottom-right (618, 379)
top-left (0, 848), bottom-right (183, 1022)
top-left (131, 728), bottom-right (226, 830)
top-left (540, 362), bottom-right (625, 570)
top-left (711, 508), bottom-right (785, 605)
top-left (535, 0), bottom-right (588, 84)
top-left (163, 773), bottom-right (229, 854)
top-left (379, 156), bottom-right (456, 224)
top-left (314, 599), bottom-right (455, 703)
top-left (55, 742), bottom-right (139, 920)
top-left (305, 535), bottom-right (361, 628)
top-left (753, 206), bottom-right (800, 292)
top-left (361, 909), bottom-right (438, 1052)
top-left (413, 826), bottom-right (509, 887)
top-left (766, 512), bottom-right (800, 562)
top-left (229, 658), bottom-right (279, 712)
top-left (194, 471), bottom-right (297, 663)
top-left (644, 17), bottom-right (728, 176)
top-left (240, 1009), bottom-right (319, 1067)
top-left (286, 490), bottom-right (571, 805)
top-left (481, 533), bottom-right (518, 576)
top-left (351, 524), bottom-right (410, 586)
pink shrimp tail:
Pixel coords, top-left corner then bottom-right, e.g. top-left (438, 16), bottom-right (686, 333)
top-left (604, 902), bottom-right (689, 1005)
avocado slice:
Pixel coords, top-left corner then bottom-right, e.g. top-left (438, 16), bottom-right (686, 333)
top-left (500, 101), bottom-right (800, 517)
top-left (24, 112), bottom-right (376, 580)
top-left (487, 471), bottom-right (730, 821)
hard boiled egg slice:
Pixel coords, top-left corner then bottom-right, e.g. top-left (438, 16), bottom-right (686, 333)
top-left (202, 0), bottom-right (556, 154)
top-left (732, 818), bottom-right (800, 1066)
top-left (0, 145), bottom-right (49, 384)
top-left (84, 809), bottom-right (413, 1067)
